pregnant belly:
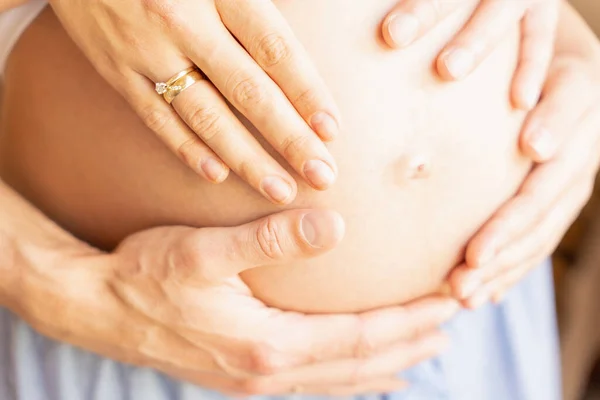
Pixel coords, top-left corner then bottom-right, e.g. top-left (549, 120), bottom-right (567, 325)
top-left (0, 1), bottom-right (530, 313)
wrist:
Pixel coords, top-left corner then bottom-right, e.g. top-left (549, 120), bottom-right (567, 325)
top-left (0, 180), bottom-right (90, 309)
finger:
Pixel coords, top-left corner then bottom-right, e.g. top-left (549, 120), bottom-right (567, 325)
top-left (437, 0), bottom-right (525, 80)
top-left (186, 26), bottom-right (338, 191)
top-left (141, 58), bottom-right (300, 205)
top-left (168, 209), bottom-right (345, 283)
top-left (122, 73), bottom-right (230, 184)
top-left (466, 107), bottom-right (600, 298)
top-left (245, 331), bottom-right (448, 394)
top-left (469, 100), bottom-right (600, 269)
top-left (238, 378), bottom-right (407, 397)
top-left (171, 77), bottom-right (299, 204)
top-left (224, 296), bottom-right (457, 376)
top-left (510, 1), bottom-right (559, 110)
top-left (465, 146), bottom-right (590, 270)
top-left (463, 175), bottom-right (594, 306)
top-left (219, 0), bottom-right (341, 141)
top-left (175, 296), bottom-right (456, 381)
top-left (490, 261), bottom-right (534, 305)
top-left (255, 295), bottom-right (458, 373)
top-left (106, 314), bottom-right (246, 393)
top-left (382, 0), bottom-right (472, 48)
top-left (298, 378), bottom-right (407, 397)
top-left (520, 64), bottom-right (595, 162)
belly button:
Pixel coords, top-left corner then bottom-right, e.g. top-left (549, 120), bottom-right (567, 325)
top-left (388, 151), bottom-right (433, 186)
top-left (405, 153), bottom-right (432, 180)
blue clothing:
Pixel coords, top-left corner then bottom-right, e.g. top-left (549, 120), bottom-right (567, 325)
top-left (0, 262), bottom-right (560, 400)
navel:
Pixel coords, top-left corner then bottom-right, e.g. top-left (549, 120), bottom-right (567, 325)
top-left (405, 153), bottom-right (431, 179)
top-left (389, 151), bottom-right (433, 186)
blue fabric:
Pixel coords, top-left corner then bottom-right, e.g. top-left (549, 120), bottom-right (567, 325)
top-left (0, 261), bottom-right (560, 400)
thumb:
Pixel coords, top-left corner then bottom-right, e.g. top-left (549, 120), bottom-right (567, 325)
top-left (170, 209), bottom-right (345, 283)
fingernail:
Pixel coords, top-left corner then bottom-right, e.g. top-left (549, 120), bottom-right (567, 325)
top-left (300, 211), bottom-right (345, 248)
top-left (303, 160), bottom-right (336, 190)
top-left (460, 273), bottom-right (482, 299)
top-left (260, 176), bottom-right (293, 204)
top-left (528, 126), bottom-right (555, 160)
top-left (442, 48), bottom-right (475, 80)
top-left (201, 158), bottom-right (228, 183)
top-left (388, 13), bottom-right (420, 47)
top-left (310, 111), bottom-right (339, 141)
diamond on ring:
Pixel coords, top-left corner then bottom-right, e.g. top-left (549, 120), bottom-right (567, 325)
top-left (155, 66), bottom-right (204, 103)
top-left (155, 82), bottom-right (168, 95)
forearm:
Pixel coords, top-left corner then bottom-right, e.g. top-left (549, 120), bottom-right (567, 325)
top-left (0, 179), bottom-right (91, 309)
top-left (0, 0), bottom-right (30, 13)
top-left (0, 179), bottom-right (41, 306)
top-left (0, 179), bottom-right (130, 362)
top-left (557, 2), bottom-right (600, 60)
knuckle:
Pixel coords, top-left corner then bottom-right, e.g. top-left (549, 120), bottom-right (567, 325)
top-left (236, 160), bottom-right (254, 182)
top-left (280, 134), bottom-right (310, 160)
top-left (352, 315), bottom-right (376, 358)
top-left (171, 235), bottom-right (211, 282)
top-left (141, 0), bottom-right (182, 29)
top-left (247, 343), bottom-right (281, 375)
top-left (176, 138), bottom-right (202, 169)
top-left (186, 106), bottom-right (222, 142)
top-left (140, 106), bottom-right (171, 137)
top-left (232, 76), bottom-right (269, 109)
top-left (292, 88), bottom-right (320, 113)
top-left (255, 217), bottom-right (286, 261)
top-left (255, 33), bottom-right (291, 68)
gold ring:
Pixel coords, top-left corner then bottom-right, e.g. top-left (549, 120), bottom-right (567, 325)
top-left (155, 66), bottom-right (205, 104)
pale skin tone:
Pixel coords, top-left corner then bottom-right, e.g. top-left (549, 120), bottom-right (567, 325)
top-left (382, 0), bottom-right (560, 110)
top-left (42, 0), bottom-right (559, 205)
top-left (450, 1), bottom-right (600, 307)
top-left (0, 179), bottom-right (459, 397)
top-left (0, 0), bottom-right (595, 397)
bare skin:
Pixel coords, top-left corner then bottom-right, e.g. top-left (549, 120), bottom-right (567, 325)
top-left (0, 1), bottom-right (531, 313)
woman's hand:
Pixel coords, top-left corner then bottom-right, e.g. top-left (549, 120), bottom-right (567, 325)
top-left (1, 182), bottom-right (458, 397)
top-left (448, 4), bottom-right (600, 307)
top-left (47, 0), bottom-right (340, 205)
top-left (382, 0), bottom-right (560, 110)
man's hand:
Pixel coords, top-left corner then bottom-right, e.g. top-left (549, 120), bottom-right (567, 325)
top-left (2, 186), bottom-right (458, 396)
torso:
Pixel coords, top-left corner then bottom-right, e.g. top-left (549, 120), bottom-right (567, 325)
top-left (0, 1), bottom-right (530, 313)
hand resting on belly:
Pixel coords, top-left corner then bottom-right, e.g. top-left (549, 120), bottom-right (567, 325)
top-left (0, 0), bottom-right (531, 313)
